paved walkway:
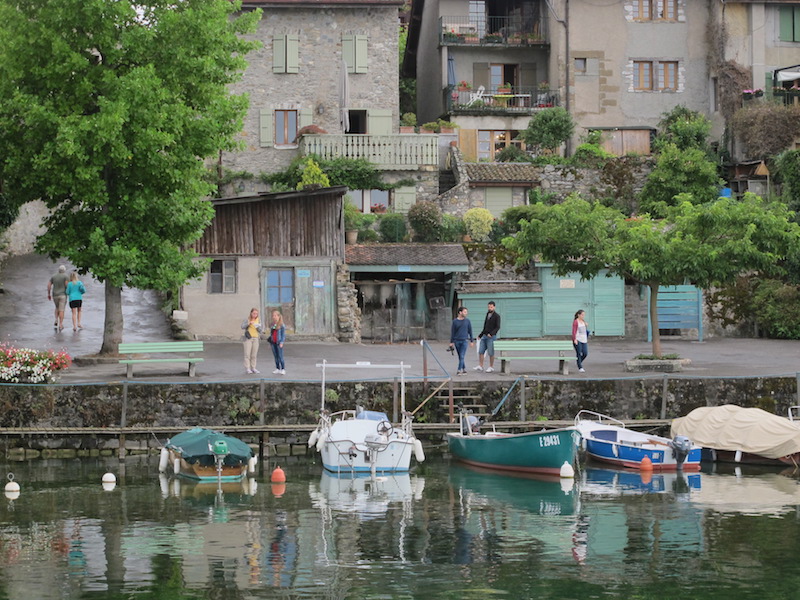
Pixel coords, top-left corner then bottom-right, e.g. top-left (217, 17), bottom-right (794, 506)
top-left (2, 253), bottom-right (799, 385)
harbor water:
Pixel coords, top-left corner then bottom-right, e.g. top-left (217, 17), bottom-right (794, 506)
top-left (1, 454), bottom-right (800, 599)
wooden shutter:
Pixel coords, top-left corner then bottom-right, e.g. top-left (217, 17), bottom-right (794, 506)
top-left (459, 129), bottom-right (478, 161)
top-left (520, 63), bottom-right (537, 89)
top-left (780, 6), bottom-right (794, 42)
top-left (260, 109), bottom-right (273, 147)
top-left (485, 187), bottom-right (512, 218)
top-left (299, 108), bottom-right (314, 129)
top-left (343, 35), bottom-right (355, 73)
top-left (367, 109), bottom-right (393, 135)
top-left (393, 186), bottom-right (416, 214)
top-left (794, 7), bottom-right (800, 42)
top-left (473, 63), bottom-right (488, 89)
top-left (273, 36), bottom-right (286, 73)
top-left (355, 35), bottom-right (368, 73)
top-left (286, 34), bottom-right (300, 73)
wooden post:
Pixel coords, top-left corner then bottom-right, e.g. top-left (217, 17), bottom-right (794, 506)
top-left (520, 377), bottom-right (527, 422)
top-left (421, 340), bottom-right (429, 392)
top-left (448, 378), bottom-right (454, 423)
top-left (660, 374), bottom-right (669, 419)
top-left (119, 381), bottom-right (128, 459)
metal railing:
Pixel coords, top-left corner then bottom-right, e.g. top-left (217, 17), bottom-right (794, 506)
top-left (300, 134), bottom-right (438, 169)
top-left (447, 86), bottom-right (560, 115)
top-left (439, 15), bottom-right (549, 46)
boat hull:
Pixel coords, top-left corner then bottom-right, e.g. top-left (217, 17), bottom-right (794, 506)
top-left (583, 440), bottom-right (702, 471)
top-left (702, 448), bottom-right (800, 467)
top-left (319, 419), bottom-right (416, 473)
top-left (447, 428), bottom-right (578, 475)
top-left (168, 449), bottom-right (249, 481)
top-left (162, 427), bottom-right (254, 482)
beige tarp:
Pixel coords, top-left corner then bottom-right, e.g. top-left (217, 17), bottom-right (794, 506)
top-left (670, 405), bottom-right (800, 460)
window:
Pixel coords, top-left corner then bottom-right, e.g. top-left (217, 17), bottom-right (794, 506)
top-left (342, 35), bottom-right (368, 73)
top-left (273, 35), bottom-right (299, 74)
top-left (661, 0), bottom-right (678, 20)
top-left (266, 269), bottom-right (294, 305)
top-left (477, 130), bottom-right (523, 161)
top-left (574, 57), bottom-right (587, 74)
top-left (630, 1), bottom-right (678, 22)
top-left (632, 0), bottom-right (652, 20)
top-left (779, 6), bottom-right (800, 43)
top-left (634, 61), bottom-right (653, 90)
top-left (469, 1), bottom-right (486, 37)
top-left (346, 189), bottom-right (390, 213)
top-left (489, 63), bottom-right (517, 92)
top-left (209, 260), bottom-right (236, 294)
top-left (275, 110), bottom-right (298, 146)
top-left (659, 61), bottom-right (678, 90)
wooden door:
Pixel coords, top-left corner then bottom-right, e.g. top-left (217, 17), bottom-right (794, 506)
top-left (265, 268), bottom-right (295, 332)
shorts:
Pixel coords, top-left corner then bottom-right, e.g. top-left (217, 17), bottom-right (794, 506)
top-left (69, 299), bottom-right (82, 309)
top-left (53, 295), bottom-right (67, 312)
top-left (478, 336), bottom-right (496, 356)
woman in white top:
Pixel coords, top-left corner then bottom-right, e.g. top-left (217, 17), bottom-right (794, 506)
top-left (572, 309), bottom-right (589, 372)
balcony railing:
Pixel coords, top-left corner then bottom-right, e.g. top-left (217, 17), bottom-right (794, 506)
top-left (300, 134), bottom-right (438, 169)
top-left (439, 16), bottom-right (549, 46)
top-left (447, 86), bottom-right (559, 115)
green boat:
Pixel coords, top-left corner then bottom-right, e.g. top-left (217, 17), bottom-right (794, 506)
top-left (158, 427), bottom-right (256, 482)
top-left (448, 411), bottom-right (579, 476)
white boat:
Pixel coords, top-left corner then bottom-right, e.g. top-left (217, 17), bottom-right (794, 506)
top-left (574, 410), bottom-right (701, 471)
top-left (308, 360), bottom-right (425, 474)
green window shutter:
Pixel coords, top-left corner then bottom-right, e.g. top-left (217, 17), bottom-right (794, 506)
top-left (260, 109), bottom-right (274, 148)
top-left (343, 35), bottom-right (355, 73)
top-left (780, 6), bottom-right (794, 42)
top-left (367, 109), bottom-right (393, 135)
top-left (794, 7), bottom-right (800, 42)
top-left (393, 186), bottom-right (416, 214)
top-left (273, 35), bottom-right (287, 73)
top-left (286, 34), bottom-right (300, 73)
top-left (355, 35), bottom-right (368, 73)
top-left (484, 187), bottom-right (512, 218)
top-left (299, 108), bottom-right (314, 128)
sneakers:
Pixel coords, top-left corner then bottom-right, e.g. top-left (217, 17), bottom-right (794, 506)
top-left (280, 369), bottom-right (286, 375)
top-left (273, 369), bottom-right (281, 374)
top-left (579, 368), bottom-right (585, 373)
top-left (473, 365), bottom-right (483, 371)
top-left (252, 369), bottom-right (260, 374)
top-left (246, 369), bottom-right (253, 374)
top-left (486, 366), bottom-right (494, 373)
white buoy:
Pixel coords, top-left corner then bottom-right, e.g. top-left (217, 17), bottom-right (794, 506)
top-left (315, 431), bottom-right (325, 452)
top-left (308, 429), bottom-right (319, 448)
top-left (5, 490), bottom-right (19, 501)
top-left (173, 458), bottom-right (181, 476)
top-left (413, 438), bottom-right (426, 463)
top-left (559, 461), bottom-right (575, 479)
top-left (171, 478), bottom-right (181, 497)
top-left (102, 481), bottom-right (116, 492)
top-left (560, 478), bottom-right (574, 494)
top-left (248, 456), bottom-right (257, 474)
top-left (247, 478), bottom-right (258, 496)
top-left (5, 474), bottom-right (20, 495)
top-left (159, 474), bottom-right (169, 498)
top-left (158, 448), bottom-right (169, 472)
top-left (102, 473), bottom-right (116, 484)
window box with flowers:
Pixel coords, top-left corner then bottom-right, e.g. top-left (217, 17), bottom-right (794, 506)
top-left (496, 83), bottom-right (513, 94)
top-left (457, 80), bottom-right (472, 92)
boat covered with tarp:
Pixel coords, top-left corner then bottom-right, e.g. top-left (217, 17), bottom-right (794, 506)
top-left (671, 405), bottom-right (800, 466)
top-left (159, 427), bottom-right (256, 481)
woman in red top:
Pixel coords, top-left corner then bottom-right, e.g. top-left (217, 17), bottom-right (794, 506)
top-left (267, 310), bottom-right (286, 375)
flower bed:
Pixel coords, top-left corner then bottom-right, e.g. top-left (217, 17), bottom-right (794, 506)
top-left (0, 344), bottom-right (72, 383)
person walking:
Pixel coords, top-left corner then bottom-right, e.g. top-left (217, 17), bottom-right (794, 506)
top-left (572, 309), bottom-right (590, 373)
top-left (66, 271), bottom-right (86, 331)
top-left (449, 306), bottom-right (474, 375)
top-left (267, 310), bottom-right (286, 375)
top-left (241, 308), bottom-right (263, 374)
top-left (474, 301), bottom-right (501, 372)
top-left (47, 265), bottom-right (69, 332)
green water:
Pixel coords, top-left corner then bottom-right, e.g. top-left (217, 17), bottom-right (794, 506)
top-left (1, 454), bottom-right (799, 599)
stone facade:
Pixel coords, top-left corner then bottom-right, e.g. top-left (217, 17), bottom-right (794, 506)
top-left (336, 264), bottom-right (361, 343)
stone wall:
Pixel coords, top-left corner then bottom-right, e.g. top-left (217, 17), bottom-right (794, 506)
top-left (336, 264), bottom-right (360, 343)
top-left (0, 200), bottom-right (48, 264)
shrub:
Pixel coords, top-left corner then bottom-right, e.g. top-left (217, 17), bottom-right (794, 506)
top-left (0, 344), bottom-right (72, 383)
top-left (343, 201), bottom-right (360, 230)
top-left (653, 105), bottom-right (712, 152)
top-left (519, 107), bottom-right (575, 153)
top-left (751, 279), bottom-right (800, 339)
top-left (495, 145), bottom-right (530, 163)
top-left (440, 213), bottom-right (466, 242)
top-left (296, 157), bottom-right (330, 190)
top-left (358, 228), bottom-right (379, 243)
top-left (464, 207), bottom-right (495, 242)
top-left (400, 112), bottom-right (417, 127)
top-left (407, 201), bottom-right (442, 242)
top-left (378, 212), bottom-right (407, 242)
top-left (732, 103), bottom-right (800, 160)
top-left (502, 204), bottom-right (550, 233)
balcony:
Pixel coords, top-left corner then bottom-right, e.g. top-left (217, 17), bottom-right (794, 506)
top-left (448, 86), bottom-right (559, 116)
top-left (300, 134), bottom-right (438, 170)
top-left (439, 16), bottom-right (549, 47)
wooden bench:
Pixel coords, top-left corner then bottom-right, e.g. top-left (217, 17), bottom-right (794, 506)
top-left (118, 341), bottom-right (204, 378)
top-left (493, 340), bottom-right (575, 375)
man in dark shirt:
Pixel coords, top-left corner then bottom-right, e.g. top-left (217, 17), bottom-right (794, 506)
top-left (474, 301), bottom-right (501, 372)
top-left (449, 306), bottom-right (474, 375)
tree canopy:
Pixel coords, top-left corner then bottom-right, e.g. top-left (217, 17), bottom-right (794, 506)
top-left (505, 193), bottom-right (800, 356)
top-left (0, 0), bottom-right (260, 353)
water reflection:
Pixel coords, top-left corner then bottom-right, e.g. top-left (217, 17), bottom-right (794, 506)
top-left (581, 466), bottom-right (702, 497)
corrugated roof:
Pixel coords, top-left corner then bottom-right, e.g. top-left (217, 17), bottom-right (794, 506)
top-left (346, 243), bottom-right (468, 266)
top-left (464, 163), bottom-right (540, 183)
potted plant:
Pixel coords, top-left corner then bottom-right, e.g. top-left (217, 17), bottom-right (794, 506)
top-left (497, 82), bottom-right (512, 94)
top-left (399, 112), bottom-right (416, 133)
top-left (457, 80), bottom-right (472, 92)
top-left (344, 201), bottom-right (360, 244)
top-left (484, 33), bottom-right (503, 43)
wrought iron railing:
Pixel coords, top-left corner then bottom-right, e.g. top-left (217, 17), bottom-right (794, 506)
top-left (447, 85), bottom-right (560, 115)
top-left (300, 134), bottom-right (438, 169)
top-left (439, 15), bottom-right (549, 46)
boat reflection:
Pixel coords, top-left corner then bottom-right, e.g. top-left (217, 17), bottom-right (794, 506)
top-left (309, 470), bottom-right (424, 521)
top-left (580, 467), bottom-right (701, 498)
top-left (691, 470), bottom-right (800, 516)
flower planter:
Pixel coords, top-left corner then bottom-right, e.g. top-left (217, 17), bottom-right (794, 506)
top-left (399, 126), bottom-right (415, 133)
top-left (345, 230), bottom-right (359, 245)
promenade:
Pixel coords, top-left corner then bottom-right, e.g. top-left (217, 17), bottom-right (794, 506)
top-left (2, 253), bottom-right (800, 386)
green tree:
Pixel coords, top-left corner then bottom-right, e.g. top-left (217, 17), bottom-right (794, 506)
top-left (505, 193), bottom-right (800, 356)
top-left (653, 105), bottom-right (712, 152)
top-left (0, 0), bottom-right (260, 354)
top-left (518, 107), bottom-right (575, 154)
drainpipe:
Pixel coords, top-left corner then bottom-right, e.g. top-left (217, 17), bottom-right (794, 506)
top-left (545, 0), bottom-right (571, 156)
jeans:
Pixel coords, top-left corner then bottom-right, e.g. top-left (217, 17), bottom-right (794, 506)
top-left (454, 340), bottom-right (468, 371)
top-left (478, 336), bottom-right (495, 357)
top-left (574, 341), bottom-right (588, 369)
top-left (270, 342), bottom-right (285, 370)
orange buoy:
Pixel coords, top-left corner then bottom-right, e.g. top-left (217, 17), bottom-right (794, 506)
top-left (271, 483), bottom-right (286, 497)
top-left (639, 470), bottom-right (653, 485)
top-left (270, 466), bottom-right (286, 483)
top-left (640, 456), bottom-right (653, 471)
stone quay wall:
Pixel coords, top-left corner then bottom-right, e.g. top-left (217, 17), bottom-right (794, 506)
top-left (2, 375), bottom-right (798, 453)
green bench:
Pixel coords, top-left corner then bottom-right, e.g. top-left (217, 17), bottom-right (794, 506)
top-left (493, 340), bottom-right (575, 375)
top-left (118, 341), bottom-right (204, 378)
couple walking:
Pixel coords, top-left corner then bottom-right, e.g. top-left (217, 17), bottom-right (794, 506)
top-left (47, 265), bottom-right (86, 332)
top-left (242, 308), bottom-right (286, 375)
top-left (449, 302), bottom-right (501, 375)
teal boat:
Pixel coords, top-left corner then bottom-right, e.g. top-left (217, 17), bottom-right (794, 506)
top-left (448, 409), bottom-right (579, 476)
top-left (158, 427), bottom-right (256, 482)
